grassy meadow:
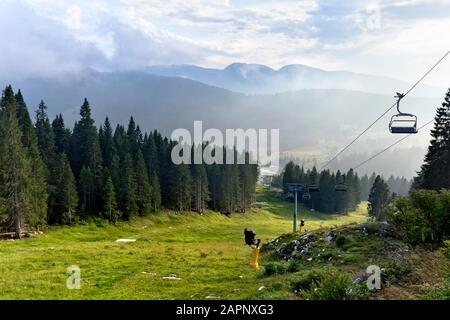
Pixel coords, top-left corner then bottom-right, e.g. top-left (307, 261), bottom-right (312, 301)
top-left (0, 186), bottom-right (368, 299)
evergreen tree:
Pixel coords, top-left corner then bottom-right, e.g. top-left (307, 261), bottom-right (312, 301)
top-left (334, 170), bottom-right (347, 213)
top-left (0, 86), bottom-right (34, 237)
top-left (35, 100), bottom-right (56, 166)
top-left (118, 154), bottom-right (138, 219)
top-left (192, 164), bottom-right (209, 213)
top-left (127, 117), bottom-right (140, 159)
top-left (110, 154), bottom-right (121, 192)
top-left (103, 176), bottom-right (119, 224)
top-left (360, 174), bottom-right (370, 200)
top-left (99, 117), bottom-right (115, 169)
top-left (134, 149), bottom-right (152, 215)
top-left (49, 153), bottom-right (78, 224)
top-left (150, 171), bottom-right (162, 212)
top-left (79, 166), bottom-right (94, 213)
top-left (15, 93), bottom-right (48, 229)
top-left (70, 99), bottom-right (103, 211)
top-left (143, 132), bottom-right (158, 178)
top-left (415, 89), bottom-right (450, 189)
top-left (52, 114), bottom-right (71, 155)
top-left (282, 161), bottom-right (297, 194)
top-left (168, 163), bottom-right (193, 211)
top-left (368, 175), bottom-right (390, 220)
top-left (346, 169), bottom-right (360, 211)
top-left (113, 124), bottom-right (129, 159)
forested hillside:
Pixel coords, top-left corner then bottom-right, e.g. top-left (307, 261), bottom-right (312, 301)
top-left (0, 86), bottom-right (258, 237)
top-left (272, 161), bottom-right (411, 214)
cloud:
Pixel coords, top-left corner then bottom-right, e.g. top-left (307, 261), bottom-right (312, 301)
top-left (0, 0), bottom-right (449, 86)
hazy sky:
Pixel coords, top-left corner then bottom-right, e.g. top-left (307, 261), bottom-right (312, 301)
top-left (1, 0), bottom-right (449, 86)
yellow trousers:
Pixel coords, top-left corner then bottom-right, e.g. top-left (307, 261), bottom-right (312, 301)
top-left (250, 247), bottom-right (260, 269)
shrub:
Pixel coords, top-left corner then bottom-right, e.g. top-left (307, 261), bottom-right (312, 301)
top-left (294, 270), bottom-right (368, 300)
top-left (384, 190), bottom-right (450, 244)
top-left (442, 240), bottom-right (450, 259)
top-left (292, 269), bottom-right (327, 292)
top-left (264, 262), bottom-right (288, 276)
top-left (335, 235), bottom-right (349, 250)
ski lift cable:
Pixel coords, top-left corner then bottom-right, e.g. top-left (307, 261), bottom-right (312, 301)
top-left (320, 49), bottom-right (450, 170)
top-left (353, 118), bottom-right (435, 170)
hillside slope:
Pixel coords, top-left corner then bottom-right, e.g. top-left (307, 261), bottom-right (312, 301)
top-left (259, 222), bottom-right (450, 299)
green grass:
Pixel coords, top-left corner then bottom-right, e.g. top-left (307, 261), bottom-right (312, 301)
top-left (0, 186), bottom-right (368, 300)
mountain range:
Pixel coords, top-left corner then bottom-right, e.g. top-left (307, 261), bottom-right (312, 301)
top-left (1, 63), bottom-right (444, 178)
top-left (144, 63), bottom-right (443, 98)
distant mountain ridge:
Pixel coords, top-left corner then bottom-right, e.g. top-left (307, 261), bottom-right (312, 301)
top-left (1, 68), bottom-right (441, 178)
top-left (144, 62), bottom-right (443, 98)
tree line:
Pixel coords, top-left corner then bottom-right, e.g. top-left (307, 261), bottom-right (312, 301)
top-left (273, 161), bottom-right (411, 214)
top-left (0, 86), bottom-right (258, 237)
top-left (277, 162), bottom-right (360, 213)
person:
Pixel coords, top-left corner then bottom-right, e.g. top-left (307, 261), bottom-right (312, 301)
top-left (244, 228), bottom-right (261, 248)
top-left (300, 219), bottom-right (305, 228)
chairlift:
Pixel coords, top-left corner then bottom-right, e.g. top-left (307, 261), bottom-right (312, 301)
top-left (335, 184), bottom-right (347, 192)
top-left (389, 92), bottom-right (418, 134)
top-left (335, 177), bottom-right (347, 192)
top-left (308, 185), bottom-right (320, 192)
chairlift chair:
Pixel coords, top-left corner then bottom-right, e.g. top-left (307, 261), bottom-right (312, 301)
top-left (389, 92), bottom-right (418, 134)
top-left (335, 184), bottom-right (347, 192)
top-left (302, 192), bottom-right (311, 200)
top-left (335, 176), bottom-right (347, 192)
top-left (308, 185), bottom-right (320, 192)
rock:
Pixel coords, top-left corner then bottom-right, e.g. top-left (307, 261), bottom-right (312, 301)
top-left (163, 276), bottom-right (182, 280)
top-left (142, 272), bottom-right (156, 276)
top-left (116, 239), bottom-right (136, 243)
top-left (206, 295), bottom-right (218, 299)
top-left (258, 286), bottom-right (266, 291)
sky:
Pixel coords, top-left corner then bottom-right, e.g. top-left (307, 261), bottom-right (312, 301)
top-left (1, 0), bottom-right (449, 86)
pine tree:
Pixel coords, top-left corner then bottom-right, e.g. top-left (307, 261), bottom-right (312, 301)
top-left (127, 117), bottom-right (140, 159)
top-left (416, 89), bottom-right (450, 189)
top-left (346, 169), bottom-right (360, 211)
top-left (110, 154), bottom-right (121, 192)
top-left (103, 176), bottom-right (119, 224)
top-left (35, 100), bottom-right (56, 166)
top-left (113, 124), bottom-right (129, 165)
top-left (150, 171), bottom-right (161, 212)
top-left (282, 161), bottom-right (297, 194)
top-left (334, 170), bottom-right (347, 213)
top-left (79, 166), bottom-right (94, 213)
top-left (192, 164), bottom-right (209, 213)
top-left (99, 117), bottom-right (115, 169)
top-left (49, 154), bottom-right (78, 224)
top-left (168, 163), bottom-right (193, 211)
top-left (368, 175), bottom-right (390, 220)
top-left (143, 132), bottom-right (159, 178)
top-left (134, 149), bottom-right (152, 215)
top-left (118, 154), bottom-right (138, 219)
top-left (0, 86), bottom-right (34, 237)
top-left (360, 174), bottom-right (370, 200)
top-left (317, 170), bottom-right (335, 212)
top-left (52, 114), bottom-right (71, 155)
top-left (15, 92), bottom-right (48, 229)
top-left (70, 99), bottom-right (103, 211)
